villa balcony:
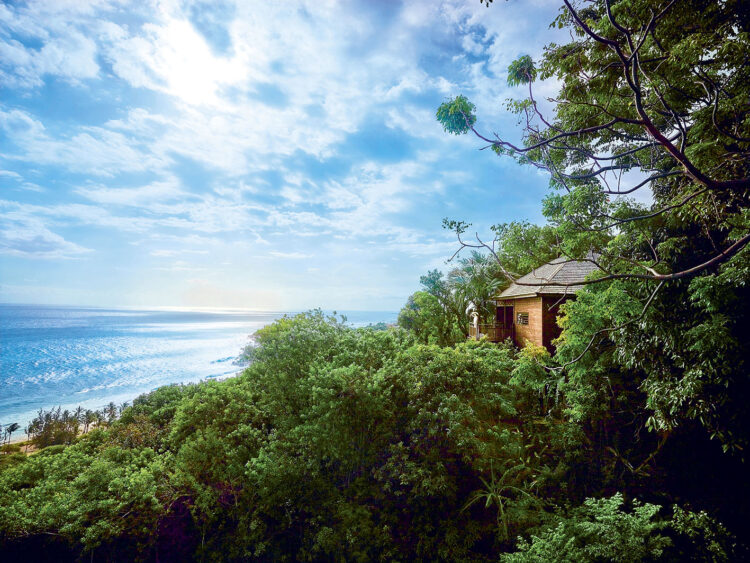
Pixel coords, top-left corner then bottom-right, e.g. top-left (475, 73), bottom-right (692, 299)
top-left (468, 323), bottom-right (514, 343)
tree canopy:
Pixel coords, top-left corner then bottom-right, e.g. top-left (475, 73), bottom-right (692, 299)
top-left (437, 0), bottom-right (750, 454)
top-left (439, 0), bottom-right (749, 283)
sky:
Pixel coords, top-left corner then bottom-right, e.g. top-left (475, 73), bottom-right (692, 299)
top-left (0, 0), bottom-right (564, 312)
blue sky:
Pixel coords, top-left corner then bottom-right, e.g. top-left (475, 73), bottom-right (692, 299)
top-left (0, 0), bottom-right (562, 311)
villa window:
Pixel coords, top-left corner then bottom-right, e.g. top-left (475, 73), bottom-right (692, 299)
top-left (517, 312), bottom-right (529, 325)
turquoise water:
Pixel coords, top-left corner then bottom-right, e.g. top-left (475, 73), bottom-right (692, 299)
top-left (0, 305), bottom-right (396, 429)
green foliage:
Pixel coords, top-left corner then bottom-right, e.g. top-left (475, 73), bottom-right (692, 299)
top-left (398, 290), bottom-right (463, 346)
top-left (399, 245), bottom-right (526, 346)
top-left (436, 1), bottom-right (750, 554)
top-left (507, 55), bottom-right (536, 87)
top-left (0, 452), bottom-right (26, 472)
top-left (490, 221), bottom-right (559, 276)
top-left (502, 494), bottom-right (733, 562)
top-left (1, 0), bottom-right (749, 558)
top-left (244, 308), bottom-right (348, 376)
top-left (0, 443), bottom-right (21, 454)
top-left (0, 313), bottom-right (571, 560)
top-left (0, 440), bottom-right (170, 558)
top-left (449, 250), bottom-right (505, 326)
top-left (121, 383), bottom-right (198, 428)
top-left (0, 311), bottom-right (744, 558)
top-left (2, 0), bottom-right (747, 558)
top-left (436, 95), bottom-right (477, 135)
top-left (462, 460), bottom-right (539, 542)
top-left (27, 407), bottom-right (80, 448)
top-left (421, 268), bottom-right (471, 338)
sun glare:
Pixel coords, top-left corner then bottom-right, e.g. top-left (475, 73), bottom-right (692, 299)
top-left (152, 20), bottom-right (241, 106)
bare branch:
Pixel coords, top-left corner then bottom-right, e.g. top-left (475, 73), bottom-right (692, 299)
top-left (448, 225), bottom-right (750, 290)
top-left (589, 187), bottom-right (709, 232)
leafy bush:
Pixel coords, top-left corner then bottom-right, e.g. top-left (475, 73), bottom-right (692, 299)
top-left (0, 443), bottom-right (21, 454)
top-left (502, 494), bottom-right (733, 562)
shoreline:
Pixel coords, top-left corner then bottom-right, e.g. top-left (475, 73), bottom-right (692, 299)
top-left (1, 306), bottom-right (396, 437)
top-left (6, 434), bottom-right (28, 445)
top-left (0, 371), bottom-right (243, 442)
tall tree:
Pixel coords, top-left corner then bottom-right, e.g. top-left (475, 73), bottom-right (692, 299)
top-left (437, 0), bottom-right (750, 488)
top-left (439, 0), bottom-right (749, 288)
top-left (419, 269), bottom-right (471, 338)
top-left (4, 423), bottom-right (20, 445)
top-left (448, 250), bottom-right (504, 326)
top-left (398, 290), bottom-right (464, 346)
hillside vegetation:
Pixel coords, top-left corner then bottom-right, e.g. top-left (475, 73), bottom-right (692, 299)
top-left (0, 310), bottom-right (743, 561)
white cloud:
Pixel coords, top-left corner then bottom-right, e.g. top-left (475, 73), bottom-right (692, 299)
top-left (106, 18), bottom-right (246, 106)
top-left (75, 178), bottom-right (186, 206)
top-left (0, 0), bottom-right (560, 185)
top-left (385, 105), bottom-right (444, 139)
top-left (0, 0), bottom-right (562, 307)
top-left (268, 251), bottom-right (312, 259)
top-left (0, 6), bottom-right (101, 88)
top-left (0, 108), bottom-right (168, 176)
top-left (150, 248), bottom-right (209, 257)
top-left (1, 0), bottom-right (480, 179)
top-left (154, 259), bottom-right (205, 272)
top-left (37, 31), bottom-right (99, 81)
top-left (0, 211), bottom-right (91, 259)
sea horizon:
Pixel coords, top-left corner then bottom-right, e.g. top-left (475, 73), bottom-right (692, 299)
top-left (0, 302), bottom-right (398, 314)
top-left (0, 303), bottom-right (397, 431)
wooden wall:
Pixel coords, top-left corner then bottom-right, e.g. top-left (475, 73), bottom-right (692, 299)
top-left (508, 296), bottom-right (543, 348)
top-left (498, 295), bottom-right (571, 352)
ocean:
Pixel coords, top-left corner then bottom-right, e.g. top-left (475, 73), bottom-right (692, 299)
top-left (0, 304), bottom-right (396, 430)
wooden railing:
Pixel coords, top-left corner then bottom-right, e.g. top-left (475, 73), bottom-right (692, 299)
top-left (468, 324), bottom-right (514, 343)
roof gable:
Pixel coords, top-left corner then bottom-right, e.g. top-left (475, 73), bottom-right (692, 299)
top-left (498, 255), bottom-right (600, 298)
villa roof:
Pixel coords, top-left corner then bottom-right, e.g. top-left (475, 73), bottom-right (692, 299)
top-left (497, 255), bottom-right (600, 299)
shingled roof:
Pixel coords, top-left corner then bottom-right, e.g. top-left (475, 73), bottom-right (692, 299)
top-left (498, 255), bottom-right (600, 299)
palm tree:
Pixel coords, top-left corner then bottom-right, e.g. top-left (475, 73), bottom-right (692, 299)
top-left (449, 251), bottom-right (505, 336)
top-left (105, 402), bottom-right (118, 424)
top-left (86, 410), bottom-right (105, 432)
top-left (462, 460), bottom-right (538, 542)
top-left (420, 269), bottom-right (472, 338)
top-left (4, 422), bottom-right (20, 445)
top-left (83, 410), bottom-right (96, 433)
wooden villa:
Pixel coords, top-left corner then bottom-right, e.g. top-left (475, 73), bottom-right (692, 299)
top-left (469, 256), bottom-right (599, 351)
